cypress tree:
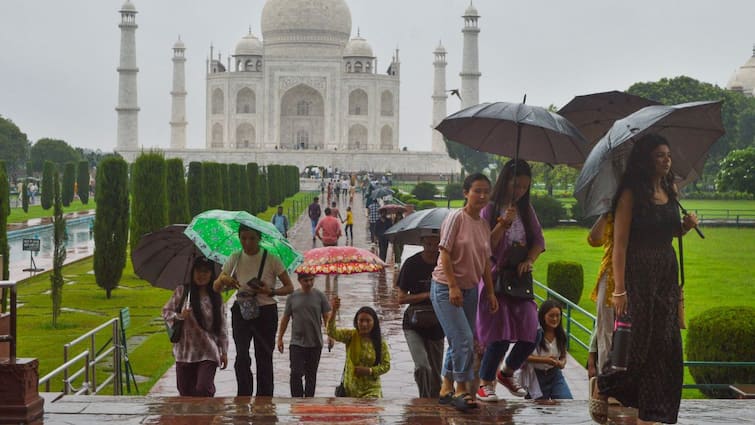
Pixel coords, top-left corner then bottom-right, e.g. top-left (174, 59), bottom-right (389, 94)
top-left (129, 152), bottom-right (167, 255)
top-left (228, 164), bottom-right (241, 210)
top-left (62, 162), bottom-right (75, 207)
top-left (51, 171), bottom-right (66, 326)
top-left (187, 161), bottom-right (203, 218)
top-left (0, 162), bottom-right (9, 281)
top-left (258, 168), bottom-right (269, 212)
top-left (21, 179), bottom-right (29, 213)
top-left (41, 160), bottom-right (55, 210)
top-left (220, 163), bottom-right (231, 210)
top-left (239, 164), bottom-right (251, 213)
top-left (247, 163), bottom-right (259, 213)
top-left (166, 158), bottom-right (190, 224)
top-left (202, 162), bottom-right (224, 210)
top-left (94, 157), bottom-right (129, 299)
top-left (77, 160), bottom-right (90, 204)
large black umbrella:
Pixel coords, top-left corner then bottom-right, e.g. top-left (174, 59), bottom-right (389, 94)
top-left (131, 224), bottom-right (221, 290)
top-left (435, 100), bottom-right (590, 166)
top-left (558, 91), bottom-right (661, 144)
top-left (574, 100), bottom-right (724, 218)
top-left (384, 208), bottom-right (451, 246)
top-left (369, 187), bottom-right (395, 201)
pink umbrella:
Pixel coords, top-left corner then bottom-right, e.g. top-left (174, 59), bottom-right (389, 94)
top-left (295, 246), bottom-right (385, 275)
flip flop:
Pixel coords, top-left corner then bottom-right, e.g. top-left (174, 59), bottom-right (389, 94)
top-left (588, 377), bottom-right (608, 424)
top-left (438, 391), bottom-right (454, 405)
top-left (451, 393), bottom-right (477, 412)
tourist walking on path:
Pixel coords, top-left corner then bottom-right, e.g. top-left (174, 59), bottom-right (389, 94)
top-left (374, 210), bottom-right (392, 262)
top-left (397, 234), bottom-right (444, 398)
top-left (591, 134), bottom-right (698, 425)
top-left (315, 207), bottom-right (342, 247)
top-left (367, 199), bottom-right (380, 243)
top-left (330, 201), bottom-right (344, 222)
top-left (277, 272), bottom-right (332, 397)
top-left (587, 212), bottom-right (615, 379)
top-left (162, 256), bottom-right (228, 397)
top-left (308, 197), bottom-right (322, 242)
top-left (327, 299), bottom-right (391, 398)
top-left (344, 206), bottom-right (354, 240)
top-left (520, 300), bottom-right (573, 400)
top-left (271, 206), bottom-right (290, 238)
top-left (212, 225), bottom-right (295, 396)
top-left (475, 159), bottom-right (544, 403)
top-left (430, 173), bottom-right (498, 412)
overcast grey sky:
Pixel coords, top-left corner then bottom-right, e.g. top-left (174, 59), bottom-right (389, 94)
top-left (1, 0), bottom-right (753, 152)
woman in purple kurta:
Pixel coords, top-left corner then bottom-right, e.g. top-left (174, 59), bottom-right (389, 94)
top-left (475, 160), bottom-right (546, 402)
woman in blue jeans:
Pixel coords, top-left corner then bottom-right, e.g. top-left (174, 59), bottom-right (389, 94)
top-left (430, 173), bottom-right (498, 412)
top-left (522, 300), bottom-right (573, 399)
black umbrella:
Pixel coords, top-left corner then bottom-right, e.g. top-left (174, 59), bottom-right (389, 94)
top-left (435, 99), bottom-right (590, 166)
top-left (384, 208), bottom-right (451, 246)
top-left (558, 91), bottom-right (661, 144)
top-left (574, 100), bottom-right (724, 219)
top-left (369, 187), bottom-right (395, 201)
top-left (131, 224), bottom-right (221, 290)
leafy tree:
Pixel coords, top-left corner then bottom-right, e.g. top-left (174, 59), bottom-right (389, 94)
top-left (30, 138), bottom-right (81, 172)
top-left (50, 171), bottom-right (66, 326)
top-left (166, 158), bottom-right (190, 224)
top-left (444, 139), bottom-right (490, 174)
top-left (62, 162), bottom-right (76, 207)
top-left (412, 182), bottom-right (439, 200)
top-left (75, 147), bottom-right (112, 169)
top-left (77, 161), bottom-right (90, 204)
top-left (202, 162), bottom-right (224, 210)
top-left (445, 183), bottom-right (463, 200)
top-left (129, 152), bottom-right (167, 255)
top-left (716, 147), bottom-right (755, 195)
top-left (41, 161), bottom-right (55, 210)
top-left (187, 161), bottom-right (203, 218)
top-left (21, 179), bottom-right (29, 212)
top-left (0, 115), bottom-right (31, 178)
top-left (94, 157), bottom-right (129, 299)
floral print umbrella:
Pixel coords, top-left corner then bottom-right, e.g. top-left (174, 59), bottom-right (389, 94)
top-left (184, 209), bottom-right (303, 272)
top-left (295, 246), bottom-right (385, 275)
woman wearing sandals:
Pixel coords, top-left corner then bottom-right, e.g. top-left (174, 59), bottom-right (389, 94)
top-left (430, 173), bottom-right (499, 412)
top-left (590, 134), bottom-right (698, 424)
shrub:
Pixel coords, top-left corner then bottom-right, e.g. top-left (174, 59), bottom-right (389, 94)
top-left (187, 162), bottom-right (203, 218)
top-left (417, 200), bottom-right (437, 210)
top-left (129, 152), bottom-right (167, 255)
top-left (61, 162), bottom-right (75, 207)
top-left (247, 163), bottom-right (260, 213)
top-left (94, 157), bottom-right (129, 299)
top-left (412, 182), bottom-right (439, 200)
top-left (686, 306), bottom-right (755, 398)
top-left (530, 194), bottom-right (565, 228)
top-left (166, 158), bottom-right (189, 224)
top-left (41, 161), bottom-right (55, 210)
top-left (202, 162), bottom-right (224, 210)
top-left (77, 160), bottom-right (90, 204)
top-left (445, 183), bottom-right (463, 200)
top-left (21, 179), bottom-right (29, 213)
top-left (546, 261), bottom-right (583, 305)
top-left (682, 191), bottom-right (754, 200)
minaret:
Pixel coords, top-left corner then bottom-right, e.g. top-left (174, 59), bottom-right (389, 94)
top-left (431, 42), bottom-right (448, 153)
top-left (116, 0), bottom-right (139, 151)
top-left (170, 37), bottom-right (187, 149)
top-left (460, 1), bottom-right (481, 109)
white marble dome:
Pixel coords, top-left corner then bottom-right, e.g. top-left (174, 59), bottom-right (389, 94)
top-left (727, 46), bottom-right (755, 96)
top-left (344, 36), bottom-right (373, 57)
top-left (464, 2), bottom-right (479, 16)
top-left (235, 32), bottom-right (263, 56)
top-left (120, 0), bottom-right (136, 12)
top-left (173, 38), bottom-right (185, 50)
top-left (261, 0), bottom-right (352, 51)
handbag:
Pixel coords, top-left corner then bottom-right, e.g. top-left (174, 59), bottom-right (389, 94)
top-left (166, 284), bottom-right (190, 343)
top-left (493, 242), bottom-right (534, 299)
top-left (334, 362), bottom-right (347, 397)
top-left (236, 250), bottom-right (267, 321)
top-left (405, 303), bottom-right (439, 329)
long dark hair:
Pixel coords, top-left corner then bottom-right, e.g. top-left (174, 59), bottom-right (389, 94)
top-left (538, 299), bottom-right (567, 355)
top-left (612, 133), bottom-right (677, 214)
top-left (189, 257), bottom-right (223, 336)
top-left (354, 306), bottom-right (382, 366)
top-left (489, 159), bottom-right (534, 247)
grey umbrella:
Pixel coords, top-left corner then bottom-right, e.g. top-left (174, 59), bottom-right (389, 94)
top-left (131, 224), bottom-right (221, 290)
top-left (435, 100), bottom-right (590, 166)
top-left (369, 186), bottom-right (395, 201)
top-left (384, 208), bottom-right (451, 246)
top-left (574, 100), bottom-right (724, 218)
top-left (558, 91), bottom-right (661, 145)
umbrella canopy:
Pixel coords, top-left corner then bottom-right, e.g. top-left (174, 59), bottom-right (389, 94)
top-left (379, 204), bottom-right (407, 213)
top-left (384, 207), bottom-right (451, 246)
top-left (574, 100), bottom-right (724, 217)
top-left (184, 210), bottom-right (303, 272)
top-left (131, 224), bottom-right (221, 290)
top-left (369, 187), bottom-right (395, 201)
top-left (435, 101), bottom-right (590, 166)
top-left (558, 91), bottom-right (661, 144)
top-left (295, 246), bottom-right (385, 275)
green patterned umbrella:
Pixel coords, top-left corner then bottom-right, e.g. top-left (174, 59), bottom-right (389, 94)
top-left (184, 210), bottom-right (303, 272)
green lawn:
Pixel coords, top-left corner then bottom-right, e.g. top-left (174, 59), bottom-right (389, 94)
top-left (8, 197), bottom-right (96, 224)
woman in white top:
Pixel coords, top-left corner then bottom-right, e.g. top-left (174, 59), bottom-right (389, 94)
top-left (523, 300), bottom-right (573, 400)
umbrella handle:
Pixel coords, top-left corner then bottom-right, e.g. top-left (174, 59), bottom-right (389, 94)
top-left (676, 200), bottom-right (704, 239)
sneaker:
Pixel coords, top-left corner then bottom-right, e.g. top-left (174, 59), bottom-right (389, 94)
top-left (476, 384), bottom-right (499, 402)
top-left (496, 369), bottom-right (527, 397)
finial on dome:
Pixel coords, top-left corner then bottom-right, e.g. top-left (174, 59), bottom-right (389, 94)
top-left (752, 43), bottom-right (755, 57)
top-left (249, 26), bottom-right (252, 35)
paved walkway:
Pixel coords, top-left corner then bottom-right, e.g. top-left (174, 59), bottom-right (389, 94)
top-left (150, 193), bottom-right (589, 400)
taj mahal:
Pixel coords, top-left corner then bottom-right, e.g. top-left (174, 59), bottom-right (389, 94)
top-left (113, 0), bottom-right (485, 174)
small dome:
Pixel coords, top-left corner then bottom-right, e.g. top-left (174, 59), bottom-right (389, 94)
top-left (344, 36), bottom-right (373, 58)
top-left (726, 46), bottom-right (755, 95)
top-left (235, 33), bottom-right (263, 56)
top-left (464, 2), bottom-right (479, 16)
top-left (120, 0), bottom-right (136, 12)
top-left (173, 38), bottom-right (185, 49)
top-left (434, 41), bottom-right (446, 54)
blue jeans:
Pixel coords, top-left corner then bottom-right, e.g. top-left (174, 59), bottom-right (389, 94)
top-left (310, 218), bottom-right (318, 236)
top-left (534, 367), bottom-right (573, 399)
top-left (430, 280), bottom-right (478, 383)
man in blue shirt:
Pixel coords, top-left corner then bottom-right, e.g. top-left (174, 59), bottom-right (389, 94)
top-left (271, 206), bottom-right (289, 238)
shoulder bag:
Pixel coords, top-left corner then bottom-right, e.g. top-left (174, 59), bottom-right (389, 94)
top-left (405, 303), bottom-right (439, 329)
top-left (166, 284), bottom-right (190, 343)
top-left (493, 243), bottom-right (534, 300)
top-left (237, 250), bottom-right (268, 321)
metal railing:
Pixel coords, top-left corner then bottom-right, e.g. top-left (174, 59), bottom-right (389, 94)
top-left (38, 318), bottom-right (122, 395)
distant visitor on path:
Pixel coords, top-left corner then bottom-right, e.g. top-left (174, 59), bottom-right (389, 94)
top-left (308, 197), bottom-right (322, 243)
top-left (327, 299), bottom-right (391, 398)
top-left (162, 256), bottom-right (228, 397)
top-left (271, 205), bottom-right (289, 238)
top-left (315, 207), bottom-right (342, 247)
top-left (277, 272), bottom-right (332, 397)
top-left (213, 225), bottom-right (295, 396)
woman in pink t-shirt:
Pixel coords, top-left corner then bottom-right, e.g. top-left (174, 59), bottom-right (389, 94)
top-left (430, 173), bottom-right (499, 412)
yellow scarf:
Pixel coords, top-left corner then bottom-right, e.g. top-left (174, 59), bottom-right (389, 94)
top-left (589, 213), bottom-right (615, 307)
